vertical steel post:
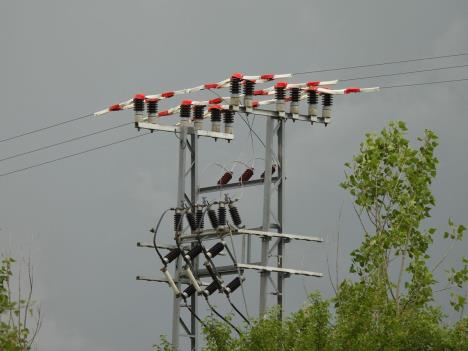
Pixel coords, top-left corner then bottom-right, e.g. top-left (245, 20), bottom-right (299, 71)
top-left (259, 117), bottom-right (274, 316)
top-left (171, 126), bottom-right (187, 350)
top-left (277, 120), bottom-right (285, 319)
top-left (189, 134), bottom-right (199, 351)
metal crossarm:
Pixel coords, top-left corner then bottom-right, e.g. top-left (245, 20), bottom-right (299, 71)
top-left (136, 122), bottom-right (234, 140)
top-left (237, 229), bottom-right (324, 243)
top-left (236, 263), bottom-right (323, 277)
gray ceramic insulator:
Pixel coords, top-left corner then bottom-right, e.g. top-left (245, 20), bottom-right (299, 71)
top-left (322, 106), bottom-right (332, 121)
top-left (212, 121), bottom-right (221, 133)
top-left (276, 100), bottom-right (285, 113)
top-left (148, 113), bottom-right (157, 124)
top-left (224, 123), bottom-right (233, 135)
top-left (290, 101), bottom-right (300, 115)
top-left (230, 95), bottom-right (240, 110)
top-left (194, 119), bottom-right (203, 130)
top-left (308, 104), bottom-right (318, 117)
top-left (134, 111), bottom-right (144, 123)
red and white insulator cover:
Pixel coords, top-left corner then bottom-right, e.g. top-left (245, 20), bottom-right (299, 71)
top-left (315, 86), bottom-right (380, 95)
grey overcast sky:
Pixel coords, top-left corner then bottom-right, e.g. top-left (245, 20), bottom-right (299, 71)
top-left (1, 1), bottom-right (467, 350)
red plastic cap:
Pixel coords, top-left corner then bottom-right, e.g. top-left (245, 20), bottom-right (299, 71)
top-left (254, 89), bottom-right (267, 96)
top-left (181, 99), bottom-right (192, 105)
top-left (260, 74), bottom-right (274, 81)
top-left (161, 91), bottom-right (175, 98)
top-left (133, 94), bottom-right (145, 100)
top-left (208, 97), bottom-right (223, 104)
top-left (158, 110), bottom-right (170, 117)
top-left (275, 82), bottom-right (288, 89)
top-left (344, 87), bottom-right (361, 94)
top-left (252, 101), bottom-right (259, 108)
top-left (231, 72), bottom-right (244, 79)
top-left (204, 83), bottom-right (219, 89)
top-left (209, 104), bottom-right (222, 111)
top-left (307, 81), bottom-right (320, 87)
top-left (109, 104), bottom-right (122, 111)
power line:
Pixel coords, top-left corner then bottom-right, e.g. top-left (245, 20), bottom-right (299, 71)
top-left (292, 51), bottom-right (468, 76)
top-left (0, 113), bottom-right (93, 144)
top-left (0, 122), bottom-right (131, 163)
top-left (0, 132), bottom-right (150, 178)
top-left (341, 63), bottom-right (468, 83)
top-left (381, 77), bottom-right (468, 89)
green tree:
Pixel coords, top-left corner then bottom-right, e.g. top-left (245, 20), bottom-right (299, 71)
top-left (0, 257), bottom-right (41, 351)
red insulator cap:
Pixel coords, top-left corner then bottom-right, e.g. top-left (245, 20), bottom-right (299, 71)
top-left (275, 82), bottom-right (288, 89)
top-left (204, 83), bottom-right (219, 89)
top-left (134, 94), bottom-right (145, 100)
top-left (209, 104), bottom-right (222, 111)
top-left (208, 97), bottom-right (223, 104)
top-left (109, 104), bottom-right (122, 111)
top-left (161, 91), bottom-right (175, 98)
top-left (344, 87), bottom-right (361, 94)
top-left (146, 97), bottom-right (159, 102)
top-left (260, 74), bottom-right (274, 80)
top-left (307, 81), bottom-right (320, 87)
top-left (181, 99), bottom-right (192, 105)
top-left (254, 89), bottom-right (268, 96)
top-left (231, 72), bottom-right (244, 79)
top-left (252, 101), bottom-right (259, 108)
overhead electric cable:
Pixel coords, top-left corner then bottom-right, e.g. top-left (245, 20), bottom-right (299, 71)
top-left (292, 51), bottom-right (468, 75)
top-left (0, 122), bottom-right (131, 163)
top-left (0, 132), bottom-right (150, 177)
top-left (0, 113), bottom-right (93, 144)
top-left (380, 77), bottom-right (468, 89)
top-left (341, 63), bottom-right (468, 82)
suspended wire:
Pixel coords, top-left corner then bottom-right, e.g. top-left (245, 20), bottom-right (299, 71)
top-left (380, 77), bottom-right (468, 89)
top-left (292, 51), bottom-right (468, 75)
top-left (0, 132), bottom-right (151, 177)
top-left (341, 63), bottom-right (468, 83)
top-left (0, 113), bottom-right (93, 144)
top-left (0, 122), bottom-right (131, 163)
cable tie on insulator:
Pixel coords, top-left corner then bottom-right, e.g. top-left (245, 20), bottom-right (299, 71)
top-left (223, 109), bottom-right (234, 135)
top-left (243, 79), bottom-right (255, 110)
top-left (193, 105), bottom-right (205, 130)
top-left (207, 242), bottom-right (225, 259)
top-left (260, 164), bottom-right (277, 179)
top-left (225, 277), bottom-right (244, 294)
top-left (239, 167), bottom-right (254, 182)
top-left (163, 247), bottom-right (181, 264)
top-left (185, 245), bottom-right (203, 260)
top-left (217, 171), bottom-right (233, 185)
top-left (209, 105), bottom-right (222, 133)
top-left (133, 94), bottom-right (146, 126)
top-left (322, 93), bottom-right (333, 125)
top-left (230, 72), bottom-right (243, 110)
top-left (147, 98), bottom-right (158, 123)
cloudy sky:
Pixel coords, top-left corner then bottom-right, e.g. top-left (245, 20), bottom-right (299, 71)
top-left (1, 1), bottom-right (467, 350)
